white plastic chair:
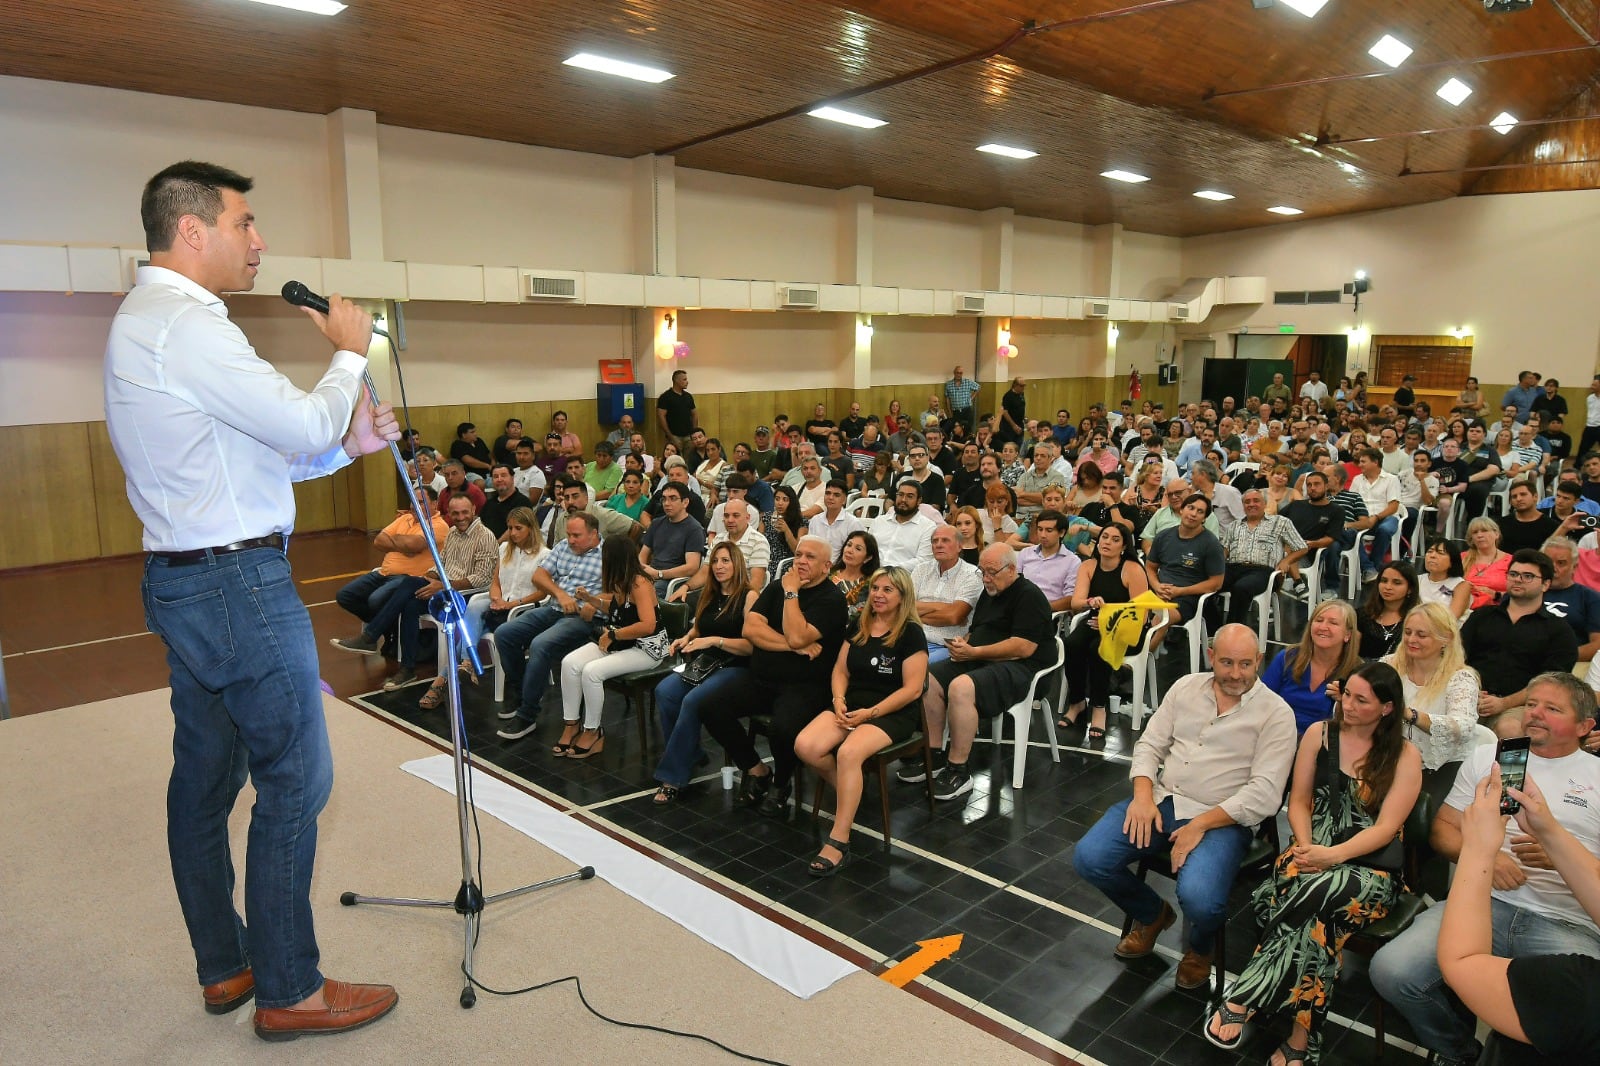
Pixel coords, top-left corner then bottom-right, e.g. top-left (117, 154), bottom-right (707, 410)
top-left (1273, 546), bottom-right (1332, 646)
top-left (991, 635), bottom-right (1064, 790)
top-left (847, 497), bottom-right (883, 521)
top-left (1342, 506), bottom-right (1407, 599)
top-left (1220, 568), bottom-right (1283, 648)
top-left (1179, 591), bottom-right (1221, 677)
top-left (1124, 609), bottom-right (1173, 731)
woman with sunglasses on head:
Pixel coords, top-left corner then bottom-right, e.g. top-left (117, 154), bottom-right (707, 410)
top-left (794, 567), bottom-right (927, 877)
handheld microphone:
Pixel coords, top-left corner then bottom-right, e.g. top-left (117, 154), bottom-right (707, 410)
top-left (281, 280), bottom-right (390, 339)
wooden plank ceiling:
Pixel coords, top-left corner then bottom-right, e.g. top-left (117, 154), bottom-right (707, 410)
top-left (1, 0), bottom-right (1597, 236)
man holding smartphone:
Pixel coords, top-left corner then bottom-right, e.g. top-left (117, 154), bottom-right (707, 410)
top-left (1370, 672), bottom-right (1600, 1066)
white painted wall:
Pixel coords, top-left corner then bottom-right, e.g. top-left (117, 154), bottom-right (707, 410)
top-left (676, 169), bottom-right (837, 283)
top-left (378, 127), bottom-right (635, 272)
top-left (677, 310), bottom-right (852, 392)
top-left (0, 76), bottom-right (333, 256)
top-left (872, 199), bottom-right (984, 291)
top-left (1012, 216), bottom-right (1095, 295)
top-left (871, 317), bottom-right (980, 386)
top-left (1182, 191), bottom-right (1600, 384)
top-left (1120, 231), bottom-right (1184, 301)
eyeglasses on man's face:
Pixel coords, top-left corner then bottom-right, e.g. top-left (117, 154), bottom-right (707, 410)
top-left (980, 564), bottom-right (1014, 579)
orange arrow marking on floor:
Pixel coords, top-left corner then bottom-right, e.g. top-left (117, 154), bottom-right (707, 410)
top-left (879, 934), bottom-right (964, 988)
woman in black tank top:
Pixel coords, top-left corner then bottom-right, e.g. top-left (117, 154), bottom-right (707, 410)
top-left (1061, 525), bottom-right (1149, 745)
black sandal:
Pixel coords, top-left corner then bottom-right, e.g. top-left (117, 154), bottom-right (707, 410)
top-left (1087, 706), bottom-right (1108, 745)
top-left (1272, 1040), bottom-right (1308, 1066)
top-left (807, 837), bottom-right (851, 878)
top-left (1203, 1001), bottom-right (1250, 1050)
top-left (1057, 701), bottom-right (1087, 731)
top-left (652, 784), bottom-right (681, 806)
top-left (738, 768), bottom-right (772, 807)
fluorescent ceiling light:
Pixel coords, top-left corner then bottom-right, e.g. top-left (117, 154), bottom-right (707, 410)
top-left (562, 53), bottom-right (675, 83)
top-left (1368, 35), bottom-right (1413, 68)
top-left (808, 106), bottom-right (887, 129)
top-left (240, 0), bottom-right (347, 12)
top-left (1278, 0), bottom-right (1330, 16)
top-left (1490, 111), bottom-right (1519, 134)
top-left (1193, 190), bottom-right (1235, 201)
top-left (1101, 169), bottom-right (1150, 184)
top-left (1268, 206), bottom-right (1303, 216)
top-left (977, 143), bottom-right (1038, 159)
top-left (1436, 78), bottom-right (1473, 106)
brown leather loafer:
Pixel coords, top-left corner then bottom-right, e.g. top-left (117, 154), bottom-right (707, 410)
top-left (1114, 900), bottom-right (1176, 959)
top-left (253, 978), bottom-right (398, 1041)
top-left (1176, 948), bottom-right (1215, 989)
top-left (203, 968), bottom-right (255, 1015)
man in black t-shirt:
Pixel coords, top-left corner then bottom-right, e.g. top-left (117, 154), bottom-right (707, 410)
top-left (1282, 469), bottom-right (1343, 587)
top-left (656, 369), bottom-right (697, 451)
top-left (477, 464), bottom-right (533, 539)
top-left (449, 421), bottom-right (494, 484)
top-left (905, 543), bottom-right (1054, 802)
top-left (698, 536), bottom-right (847, 818)
top-left (1497, 480), bottom-right (1559, 555)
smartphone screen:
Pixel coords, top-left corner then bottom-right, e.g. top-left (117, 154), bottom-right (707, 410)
top-left (1496, 737), bottom-right (1532, 815)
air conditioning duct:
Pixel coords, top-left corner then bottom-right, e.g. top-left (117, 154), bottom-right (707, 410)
top-left (1169, 303), bottom-right (1191, 322)
top-left (522, 272), bottom-right (582, 301)
top-left (778, 284), bottom-right (821, 309)
top-left (1086, 301), bottom-right (1112, 318)
top-left (953, 292), bottom-right (986, 314)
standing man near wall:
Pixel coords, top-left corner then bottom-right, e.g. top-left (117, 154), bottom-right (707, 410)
top-left (657, 368), bottom-right (698, 454)
top-left (945, 364), bottom-right (981, 436)
top-left (1583, 375), bottom-right (1600, 461)
top-left (998, 376), bottom-right (1027, 446)
top-left (105, 161), bottom-right (400, 1039)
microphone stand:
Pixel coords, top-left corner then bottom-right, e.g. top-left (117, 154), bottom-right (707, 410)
top-left (337, 342), bottom-right (594, 1009)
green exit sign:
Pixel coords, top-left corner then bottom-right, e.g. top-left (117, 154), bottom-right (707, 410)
top-left (1278, 324), bottom-right (1296, 334)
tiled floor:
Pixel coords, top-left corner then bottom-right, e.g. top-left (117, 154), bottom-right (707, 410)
top-left (355, 661), bottom-right (1425, 1066)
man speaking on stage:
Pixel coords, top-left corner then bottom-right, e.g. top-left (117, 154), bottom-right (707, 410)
top-left (105, 161), bottom-right (401, 1041)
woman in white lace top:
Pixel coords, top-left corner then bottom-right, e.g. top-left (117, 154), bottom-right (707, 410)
top-left (1382, 602), bottom-right (1482, 806)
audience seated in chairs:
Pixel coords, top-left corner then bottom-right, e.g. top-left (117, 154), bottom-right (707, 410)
top-left (796, 566), bottom-right (929, 877)
top-left (449, 420), bottom-right (494, 485)
top-left (902, 542), bottom-right (1055, 802)
top-left (493, 511), bottom-right (605, 741)
top-left (437, 459), bottom-right (486, 516)
top-left (951, 505), bottom-right (985, 565)
top-left (1437, 757), bottom-right (1600, 1065)
top-left (333, 487), bottom-right (448, 652)
top-left (680, 496), bottom-right (768, 599)
top-left (331, 494), bottom-right (497, 690)
top-left (651, 542), bottom-right (760, 804)
top-left (1260, 598), bottom-right (1360, 737)
top-left (1073, 624), bottom-right (1297, 991)
top-left (478, 463), bottom-right (532, 539)
top-left (869, 480), bottom-right (937, 570)
top-left (1381, 602), bottom-right (1482, 808)
top-left (829, 529), bottom-right (881, 619)
top-left (422, 505), bottom-right (547, 708)
top-left (1462, 517), bottom-right (1511, 611)
top-left (763, 484), bottom-right (804, 570)
top-left (1418, 538), bottom-right (1472, 619)
top-left (639, 481), bottom-right (705, 599)
top-left (1371, 672), bottom-right (1600, 1066)
top-left (699, 536), bottom-right (848, 820)
top-left (1204, 661), bottom-right (1421, 1066)
top-left (1061, 523), bottom-right (1148, 744)
top-left (1144, 492), bottom-right (1226, 654)
top-left (911, 525), bottom-right (983, 665)
top-left (552, 536), bottom-right (665, 761)
top-left (1219, 487), bottom-right (1307, 626)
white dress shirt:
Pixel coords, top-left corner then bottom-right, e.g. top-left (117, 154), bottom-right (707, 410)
top-left (807, 509), bottom-right (865, 558)
top-left (869, 511), bottom-right (936, 569)
top-left (105, 266), bottom-right (363, 551)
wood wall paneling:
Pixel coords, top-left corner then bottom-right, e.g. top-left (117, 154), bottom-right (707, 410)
top-left (0, 423), bottom-right (102, 569)
top-left (86, 421), bottom-right (144, 558)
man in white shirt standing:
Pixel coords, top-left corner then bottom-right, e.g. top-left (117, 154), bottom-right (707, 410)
top-left (807, 480), bottom-right (863, 558)
top-left (104, 161), bottom-right (400, 1037)
top-left (1353, 446), bottom-right (1403, 582)
top-left (870, 481), bottom-right (936, 569)
top-left (1298, 370), bottom-right (1329, 407)
top-left (911, 524), bottom-right (983, 663)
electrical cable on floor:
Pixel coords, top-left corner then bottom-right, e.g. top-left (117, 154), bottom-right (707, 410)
top-left (386, 366), bottom-right (789, 1066)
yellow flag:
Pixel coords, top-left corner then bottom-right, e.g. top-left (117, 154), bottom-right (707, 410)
top-left (1097, 590), bottom-right (1178, 670)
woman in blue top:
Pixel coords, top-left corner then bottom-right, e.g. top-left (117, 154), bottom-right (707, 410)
top-left (1260, 599), bottom-right (1361, 735)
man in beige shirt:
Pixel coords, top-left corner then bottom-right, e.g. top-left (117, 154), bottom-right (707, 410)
top-left (1072, 624), bottom-right (1297, 989)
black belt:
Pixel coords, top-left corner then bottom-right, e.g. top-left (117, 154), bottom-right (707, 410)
top-left (152, 534), bottom-right (285, 564)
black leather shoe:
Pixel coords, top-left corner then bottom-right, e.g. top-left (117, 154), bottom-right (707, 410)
top-left (738, 769), bottom-right (772, 807)
top-left (758, 780), bottom-right (792, 819)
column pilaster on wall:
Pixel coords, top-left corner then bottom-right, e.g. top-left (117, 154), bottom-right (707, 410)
top-left (632, 155), bottom-right (677, 276)
top-left (979, 207), bottom-right (1014, 293)
top-left (325, 108), bottom-right (383, 261)
top-left (849, 314), bottom-right (874, 393)
top-left (835, 186), bottom-right (874, 285)
top-left (1088, 222), bottom-right (1124, 397)
top-left (981, 318), bottom-right (1010, 395)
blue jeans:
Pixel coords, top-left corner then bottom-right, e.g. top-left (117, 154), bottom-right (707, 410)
top-left (1072, 796), bottom-right (1253, 954)
top-left (1364, 514), bottom-right (1399, 571)
top-left (493, 603), bottom-right (596, 720)
top-left (141, 547), bottom-right (333, 1010)
top-left (334, 569), bottom-right (407, 625)
top-left (926, 642), bottom-right (951, 665)
top-left (1369, 897), bottom-right (1600, 1059)
top-left (355, 575), bottom-right (428, 666)
top-left (653, 666), bottom-right (749, 786)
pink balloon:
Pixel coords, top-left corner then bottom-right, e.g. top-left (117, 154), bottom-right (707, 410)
top-left (673, 342), bottom-right (691, 359)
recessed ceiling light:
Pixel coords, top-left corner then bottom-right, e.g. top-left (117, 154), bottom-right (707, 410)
top-left (1436, 78), bottom-right (1473, 106)
top-left (1193, 190), bottom-right (1235, 201)
top-left (1368, 34), bottom-right (1414, 68)
top-left (1277, 0), bottom-right (1330, 16)
top-left (1101, 170), bottom-right (1150, 184)
top-left (240, 0), bottom-right (346, 13)
top-left (808, 106), bottom-right (887, 129)
top-left (562, 53), bottom-right (675, 84)
top-left (977, 143), bottom-right (1038, 159)
top-left (1268, 206), bottom-right (1304, 216)
top-left (1490, 111), bottom-right (1519, 134)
